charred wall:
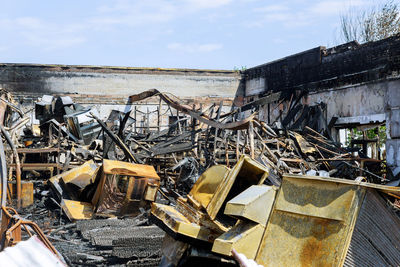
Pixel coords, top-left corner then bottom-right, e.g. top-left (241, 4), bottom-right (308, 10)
top-left (238, 35), bottom-right (400, 178)
top-left (242, 35), bottom-right (400, 98)
top-left (0, 64), bottom-right (241, 102)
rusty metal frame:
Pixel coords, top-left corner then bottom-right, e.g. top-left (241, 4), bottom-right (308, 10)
top-left (0, 137), bottom-right (7, 221)
top-left (129, 89), bottom-right (256, 130)
top-left (0, 125), bottom-right (22, 208)
top-left (0, 206), bottom-right (58, 256)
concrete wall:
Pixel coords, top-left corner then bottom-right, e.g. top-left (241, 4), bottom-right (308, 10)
top-left (386, 85), bottom-right (400, 177)
top-left (0, 64), bottom-right (240, 100)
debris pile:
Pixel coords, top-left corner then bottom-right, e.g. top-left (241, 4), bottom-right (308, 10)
top-left (151, 156), bottom-right (400, 266)
top-left (0, 88), bottom-right (398, 266)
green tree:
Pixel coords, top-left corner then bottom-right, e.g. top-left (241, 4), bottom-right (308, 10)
top-left (340, 0), bottom-right (400, 43)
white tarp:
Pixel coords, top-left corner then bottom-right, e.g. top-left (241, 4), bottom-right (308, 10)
top-left (0, 236), bottom-right (65, 267)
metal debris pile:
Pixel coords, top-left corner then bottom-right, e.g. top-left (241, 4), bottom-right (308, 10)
top-left (0, 89), bottom-right (398, 266)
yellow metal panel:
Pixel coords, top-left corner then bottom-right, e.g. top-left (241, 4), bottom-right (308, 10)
top-left (275, 178), bottom-right (356, 221)
top-left (49, 160), bottom-right (98, 189)
top-left (285, 174), bottom-right (400, 197)
top-left (61, 200), bottom-right (94, 221)
top-left (151, 203), bottom-right (221, 242)
top-left (206, 156), bottom-right (269, 220)
top-left (258, 211), bottom-right (347, 266)
top-left (293, 132), bottom-right (317, 154)
top-left (102, 159), bottom-right (160, 179)
top-left (144, 183), bottom-right (158, 201)
top-left (189, 165), bottom-right (229, 210)
top-left (212, 222), bottom-right (265, 260)
top-left (60, 160), bottom-right (98, 187)
top-left (93, 160), bottom-right (160, 216)
top-left (20, 182), bottom-right (34, 208)
top-left (224, 185), bottom-right (276, 226)
top-left (255, 175), bottom-right (365, 267)
top-left (5, 181), bottom-right (34, 208)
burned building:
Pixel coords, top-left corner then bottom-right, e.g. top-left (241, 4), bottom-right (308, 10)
top-left (0, 35), bottom-right (400, 266)
top-left (236, 35), bottom-right (400, 179)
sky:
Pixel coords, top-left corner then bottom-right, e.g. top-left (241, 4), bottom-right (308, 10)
top-left (0, 0), bottom-right (379, 70)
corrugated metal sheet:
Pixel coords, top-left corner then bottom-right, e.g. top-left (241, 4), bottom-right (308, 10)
top-left (344, 189), bottom-right (400, 267)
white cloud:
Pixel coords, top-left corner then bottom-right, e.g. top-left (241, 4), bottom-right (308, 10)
top-left (272, 38), bottom-right (286, 44)
top-left (309, 0), bottom-right (364, 16)
top-left (0, 0), bottom-right (234, 52)
top-left (167, 42), bottom-right (223, 53)
top-left (22, 31), bottom-right (86, 50)
top-left (248, 0), bottom-right (370, 28)
top-left (93, 0), bottom-right (233, 29)
top-left (183, 0), bottom-right (232, 9)
top-left (93, 1), bottom-right (177, 28)
top-left (254, 4), bottom-right (289, 13)
top-left (15, 17), bottom-right (43, 29)
top-left (0, 16), bottom-right (87, 51)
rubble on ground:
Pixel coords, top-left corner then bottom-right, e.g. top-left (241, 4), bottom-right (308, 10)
top-left (0, 88), bottom-right (399, 266)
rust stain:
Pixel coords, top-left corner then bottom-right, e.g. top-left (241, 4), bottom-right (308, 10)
top-left (300, 219), bottom-right (335, 267)
top-left (300, 237), bottom-right (323, 267)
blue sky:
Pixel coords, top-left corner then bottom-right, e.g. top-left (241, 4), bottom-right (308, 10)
top-left (0, 0), bottom-right (377, 69)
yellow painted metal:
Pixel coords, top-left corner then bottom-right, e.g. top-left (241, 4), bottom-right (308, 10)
top-left (175, 197), bottom-right (229, 234)
top-left (206, 155), bottom-right (269, 220)
top-left (285, 173), bottom-right (400, 196)
top-left (293, 132), bottom-right (317, 154)
top-left (102, 159), bottom-right (160, 178)
top-left (32, 124), bottom-right (41, 136)
top-left (150, 156), bottom-right (270, 247)
top-left (151, 203), bottom-right (222, 242)
top-left (19, 182), bottom-right (33, 208)
top-left (255, 174), bottom-right (366, 267)
top-left (4, 181), bottom-right (34, 208)
top-left (61, 199), bottom-right (94, 221)
top-left (189, 165), bottom-right (229, 210)
top-left (224, 185), bottom-right (276, 226)
top-left (49, 160), bottom-right (99, 190)
top-left (93, 160), bottom-right (160, 216)
top-left (212, 221), bottom-right (265, 259)
top-left (144, 183), bottom-right (158, 201)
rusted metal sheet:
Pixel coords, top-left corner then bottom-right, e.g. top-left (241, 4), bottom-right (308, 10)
top-left (255, 174), bottom-right (365, 267)
top-left (0, 206), bottom-right (59, 257)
